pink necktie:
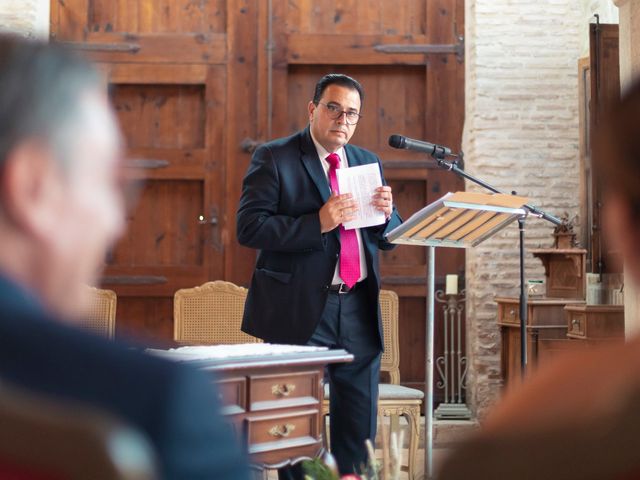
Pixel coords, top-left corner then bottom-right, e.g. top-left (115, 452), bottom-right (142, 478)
top-left (326, 153), bottom-right (361, 288)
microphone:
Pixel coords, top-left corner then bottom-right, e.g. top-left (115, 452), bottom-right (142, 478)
top-left (388, 134), bottom-right (453, 158)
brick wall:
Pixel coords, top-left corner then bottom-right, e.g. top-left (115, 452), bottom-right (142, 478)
top-left (463, 0), bottom-right (617, 418)
top-left (0, 0), bottom-right (49, 38)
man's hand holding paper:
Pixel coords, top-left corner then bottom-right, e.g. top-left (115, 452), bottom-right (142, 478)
top-left (336, 163), bottom-right (392, 230)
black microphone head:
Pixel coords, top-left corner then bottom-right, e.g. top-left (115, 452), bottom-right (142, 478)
top-left (388, 134), bottom-right (405, 149)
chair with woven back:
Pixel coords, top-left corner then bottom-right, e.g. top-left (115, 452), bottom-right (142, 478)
top-left (173, 280), bottom-right (262, 345)
top-left (79, 286), bottom-right (117, 339)
top-left (0, 382), bottom-right (157, 480)
top-left (323, 289), bottom-right (423, 480)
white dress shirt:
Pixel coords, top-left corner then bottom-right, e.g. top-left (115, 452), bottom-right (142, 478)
top-left (310, 132), bottom-right (367, 285)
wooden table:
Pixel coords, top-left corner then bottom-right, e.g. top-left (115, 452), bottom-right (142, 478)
top-left (565, 304), bottom-right (625, 342)
top-left (496, 296), bottom-right (585, 387)
top-left (149, 347), bottom-right (353, 470)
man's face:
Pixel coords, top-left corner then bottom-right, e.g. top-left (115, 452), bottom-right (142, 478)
top-left (47, 91), bottom-right (126, 317)
top-left (308, 84), bottom-right (361, 152)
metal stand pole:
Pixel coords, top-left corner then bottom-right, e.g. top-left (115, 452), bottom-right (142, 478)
top-left (425, 246), bottom-right (435, 479)
top-left (518, 216), bottom-right (528, 377)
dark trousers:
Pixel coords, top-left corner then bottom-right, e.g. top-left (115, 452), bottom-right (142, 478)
top-left (278, 285), bottom-right (381, 479)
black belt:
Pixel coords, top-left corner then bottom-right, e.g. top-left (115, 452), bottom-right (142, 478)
top-left (328, 282), bottom-right (362, 294)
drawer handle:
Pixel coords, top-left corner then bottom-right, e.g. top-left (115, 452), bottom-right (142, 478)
top-left (571, 318), bottom-right (580, 327)
top-left (509, 309), bottom-right (516, 317)
top-left (271, 383), bottom-right (296, 397)
top-left (269, 423), bottom-right (295, 438)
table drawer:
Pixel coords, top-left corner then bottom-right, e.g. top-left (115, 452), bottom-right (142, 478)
top-left (498, 303), bottom-right (520, 326)
top-left (249, 371), bottom-right (321, 411)
top-left (246, 409), bottom-right (320, 456)
top-left (567, 311), bottom-right (586, 338)
top-left (567, 312), bottom-right (587, 338)
top-left (216, 376), bottom-right (247, 415)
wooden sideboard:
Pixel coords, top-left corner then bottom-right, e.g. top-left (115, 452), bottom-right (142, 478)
top-left (530, 248), bottom-right (587, 300)
top-left (496, 296), bottom-right (585, 387)
top-left (149, 347), bottom-right (352, 471)
top-left (565, 304), bottom-right (625, 342)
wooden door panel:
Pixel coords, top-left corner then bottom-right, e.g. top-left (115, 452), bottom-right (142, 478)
top-left (286, 0), bottom-right (426, 35)
top-left (53, 0), bottom-right (227, 36)
top-left (112, 84), bottom-right (206, 148)
top-left (110, 180), bottom-right (205, 266)
top-left (87, 0), bottom-right (227, 34)
top-left (51, 0), bottom-right (227, 64)
top-left (102, 61), bottom-right (224, 338)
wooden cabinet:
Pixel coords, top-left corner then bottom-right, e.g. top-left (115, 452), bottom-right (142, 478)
top-left (530, 249), bottom-right (587, 300)
top-left (151, 348), bottom-right (352, 470)
top-left (496, 297), bottom-right (585, 387)
top-left (565, 304), bottom-right (624, 342)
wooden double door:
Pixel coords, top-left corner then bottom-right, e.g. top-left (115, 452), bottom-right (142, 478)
top-left (51, 0), bottom-right (465, 401)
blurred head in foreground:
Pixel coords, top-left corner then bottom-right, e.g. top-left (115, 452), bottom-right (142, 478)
top-left (0, 35), bottom-right (125, 319)
top-left (595, 79), bottom-right (640, 286)
top-left (438, 79), bottom-right (640, 480)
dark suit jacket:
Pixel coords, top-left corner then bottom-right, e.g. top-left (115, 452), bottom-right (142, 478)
top-left (237, 127), bottom-right (402, 347)
top-left (0, 274), bottom-right (249, 480)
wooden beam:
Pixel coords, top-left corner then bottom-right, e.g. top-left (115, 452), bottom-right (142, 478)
top-left (287, 34), bottom-right (429, 65)
top-left (60, 33), bottom-right (227, 64)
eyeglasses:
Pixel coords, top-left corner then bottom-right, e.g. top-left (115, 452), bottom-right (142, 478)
top-left (316, 102), bottom-right (362, 125)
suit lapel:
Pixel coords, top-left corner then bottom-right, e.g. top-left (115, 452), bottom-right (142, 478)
top-left (300, 127), bottom-right (331, 203)
top-left (344, 144), bottom-right (365, 168)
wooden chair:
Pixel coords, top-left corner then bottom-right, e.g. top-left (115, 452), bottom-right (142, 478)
top-left (323, 289), bottom-right (423, 479)
top-left (79, 287), bottom-right (117, 339)
top-left (173, 280), bottom-right (262, 344)
top-left (0, 382), bottom-right (157, 480)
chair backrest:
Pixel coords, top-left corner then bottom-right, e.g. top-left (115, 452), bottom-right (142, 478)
top-left (0, 382), bottom-right (157, 480)
top-left (80, 287), bottom-right (117, 339)
top-left (173, 280), bottom-right (262, 344)
top-left (379, 289), bottom-right (401, 384)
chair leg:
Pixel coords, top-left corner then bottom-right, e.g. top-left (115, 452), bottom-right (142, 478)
top-left (323, 412), bottom-right (330, 451)
top-left (403, 407), bottom-right (420, 480)
top-left (250, 467), bottom-right (267, 480)
top-left (390, 413), bottom-right (400, 437)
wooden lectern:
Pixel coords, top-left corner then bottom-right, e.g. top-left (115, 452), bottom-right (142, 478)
top-left (386, 191), bottom-right (527, 479)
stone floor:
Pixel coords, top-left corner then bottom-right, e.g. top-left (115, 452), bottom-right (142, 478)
top-left (264, 417), bottom-right (479, 479)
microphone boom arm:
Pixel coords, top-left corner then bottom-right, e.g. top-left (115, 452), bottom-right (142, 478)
top-left (435, 157), bottom-right (562, 226)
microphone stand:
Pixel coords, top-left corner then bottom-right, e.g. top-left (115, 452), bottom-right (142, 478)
top-left (435, 154), bottom-right (562, 378)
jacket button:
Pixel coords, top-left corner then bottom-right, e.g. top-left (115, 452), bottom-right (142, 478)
top-left (335, 253), bottom-right (339, 259)
top-left (324, 285), bottom-right (330, 290)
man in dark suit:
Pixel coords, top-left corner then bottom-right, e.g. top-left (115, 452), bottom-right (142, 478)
top-left (0, 35), bottom-right (248, 480)
top-left (237, 74), bottom-right (402, 475)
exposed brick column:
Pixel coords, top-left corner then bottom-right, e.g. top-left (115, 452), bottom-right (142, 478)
top-left (464, 0), bottom-right (586, 419)
top-left (0, 0), bottom-right (49, 38)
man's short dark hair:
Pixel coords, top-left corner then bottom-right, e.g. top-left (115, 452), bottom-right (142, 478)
top-left (0, 35), bottom-right (101, 172)
top-left (312, 74), bottom-right (364, 106)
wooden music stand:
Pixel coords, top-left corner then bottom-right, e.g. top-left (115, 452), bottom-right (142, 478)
top-left (386, 191), bottom-right (528, 479)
